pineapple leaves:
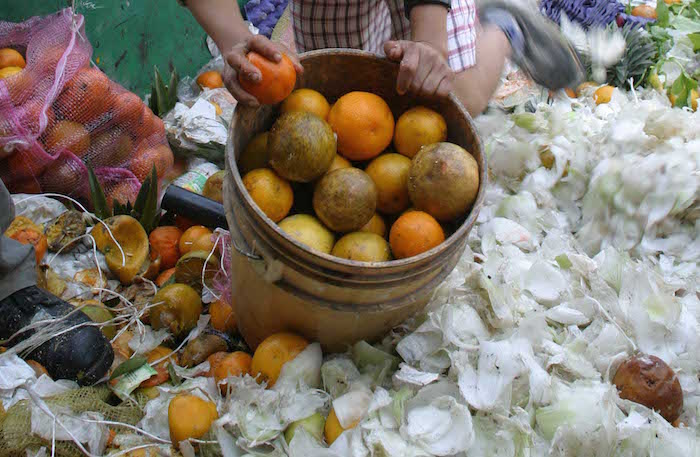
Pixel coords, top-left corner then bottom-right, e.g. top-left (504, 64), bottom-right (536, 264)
top-left (131, 165), bottom-right (160, 234)
top-left (153, 66), bottom-right (169, 118)
top-left (87, 167), bottom-right (110, 220)
top-left (150, 66), bottom-right (180, 118)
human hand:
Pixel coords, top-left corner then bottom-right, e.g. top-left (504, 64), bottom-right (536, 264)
top-left (384, 40), bottom-right (454, 98)
top-left (222, 34), bottom-right (303, 106)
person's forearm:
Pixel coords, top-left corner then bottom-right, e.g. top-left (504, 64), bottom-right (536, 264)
top-left (410, 5), bottom-right (449, 58)
top-left (187, 0), bottom-right (252, 53)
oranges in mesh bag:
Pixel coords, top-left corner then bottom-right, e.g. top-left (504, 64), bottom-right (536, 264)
top-left (55, 67), bottom-right (110, 124)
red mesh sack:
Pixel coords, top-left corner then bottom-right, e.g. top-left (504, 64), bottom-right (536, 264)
top-left (0, 9), bottom-right (173, 206)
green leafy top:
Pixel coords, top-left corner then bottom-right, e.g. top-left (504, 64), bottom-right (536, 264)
top-left (149, 66), bottom-right (179, 118)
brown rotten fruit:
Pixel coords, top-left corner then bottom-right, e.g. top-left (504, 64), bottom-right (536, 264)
top-left (612, 354), bottom-right (683, 423)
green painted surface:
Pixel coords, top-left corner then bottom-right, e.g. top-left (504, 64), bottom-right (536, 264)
top-left (3, 0), bottom-right (213, 97)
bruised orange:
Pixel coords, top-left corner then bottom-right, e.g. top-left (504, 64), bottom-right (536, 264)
top-left (209, 299), bottom-right (237, 334)
top-left (0, 48), bottom-right (25, 69)
top-left (149, 226), bottom-right (183, 270)
top-left (179, 226), bottom-right (212, 256)
top-left (327, 92), bottom-right (395, 161)
top-left (141, 346), bottom-right (179, 388)
top-left (242, 168), bottom-right (293, 222)
top-left (211, 351), bottom-right (252, 393)
top-left (155, 267), bottom-right (176, 287)
top-left (44, 120), bottom-right (90, 157)
top-left (129, 144), bottom-right (174, 182)
top-left (281, 89), bottom-right (330, 120)
top-left (238, 52), bottom-right (296, 105)
top-left (55, 68), bottom-right (110, 123)
top-left (389, 210), bottom-right (445, 259)
top-left (196, 70), bottom-right (224, 89)
top-left (250, 332), bottom-right (309, 387)
top-left (168, 394), bottom-right (218, 444)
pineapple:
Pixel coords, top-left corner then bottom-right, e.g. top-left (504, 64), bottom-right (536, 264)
top-left (606, 24), bottom-right (657, 88)
top-left (149, 66), bottom-right (179, 117)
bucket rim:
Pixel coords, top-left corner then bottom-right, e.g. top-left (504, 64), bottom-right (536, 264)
top-left (227, 49), bottom-right (487, 271)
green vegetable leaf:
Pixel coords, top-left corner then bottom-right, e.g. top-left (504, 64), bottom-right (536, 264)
top-left (87, 167), bottom-right (110, 220)
top-left (672, 15), bottom-right (700, 33)
top-left (110, 356), bottom-right (148, 380)
top-left (656, 0), bottom-right (670, 27)
top-left (689, 33), bottom-right (700, 52)
top-left (670, 72), bottom-right (697, 107)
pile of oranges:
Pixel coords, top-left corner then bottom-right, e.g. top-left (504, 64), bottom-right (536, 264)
top-left (237, 68), bottom-right (480, 261)
top-left (0, 46), bottom-right (172, 201)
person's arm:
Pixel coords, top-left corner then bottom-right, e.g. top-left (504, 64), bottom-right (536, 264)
top-left (185, 0), bottom-right (303, 106)
top-left (384, 4), bottom-right (454, 97)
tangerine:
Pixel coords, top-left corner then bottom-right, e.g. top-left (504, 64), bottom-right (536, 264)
top-left (212, 351), bottom-right (252, 393)
top-left (179, 226), bottom-right (212, 256)
top-left (209, 299), bottom-right (237, 333)
top-left (242, 168), bottom-right (294, 222)
top-left (365, 153), bottom-right (411, 214)
top-left (393, 106), bottom-right (447, 158)
top-left (55, 68), bottom-right (110, 123)
top-left (149, 226), bottom-right (183, 270)
top-left (359, 213), bottom-right (387, 238)
top-left (155, 267), bottom-right (176, 287)
top-left (238, 52), bottom-right (296, 105)
top-left (0, 49), bottom-right (25, 69)
top-left (594, 85), bottom-right (614, 105)
top-left (389, 210), bottom-right (445, 259)
top-left (327, 91), bottom-right (395, 161)
top-left (129, 144), bottom-right (174, 181)
top-left (281, 88), bottom-right (330, 119)
top-left (238, 131), bottom-right (270, 175)
top-left (196, 70), bottom-right (224, 89)
top-left (250, 332), bottom-right (309, 387)
top-left (168, 394), bottom-right (218, 444)
top-left (44, 120), bottom-right (90, 157)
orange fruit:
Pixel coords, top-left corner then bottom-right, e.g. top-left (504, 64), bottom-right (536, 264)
top-left (250, 332), bottom-right (309, 387)
top-left (594, 85), bottom-right (614, 105)
top-left (155, 267), bottom-right (176, 287)
top-left (631, 4), bottom-right (657, 19)
top-left (564, 88), bottom-right (577, 98)
top-left (239, 52), bottom-right (296, 105)
top-left (0, 48), bottom-right (25, 69)
top-left (209, 299), bottom-right (237, 333)
top-left (207, 352), bottom-right (228, 376)
top-left (105, 181), bottom-right (139, 210)
top-left (365, 153), bottom-right (411, 214)
top-left (212, 351), bottom-right (252, 393)
top-left (238, 131), bottom-right (270, 175)
top-left (196, 70), bottom-right (224, 89)
top-left (359, 213), bottom-right (387, 238)
top-left (113, 92), bottom-right (144, 127)
top-left (175, 215), bottom-right (197, 232)
top-left (89, 131), bottom-right (134, 168)
top-left (23, 99), bottom-right (57, 136)
top-left (331, 232), bottom-right (392, 262)
top-left (242, 168), bottom-right (293, 222)
top-left (55, 68), bottom-right (110, 123)
top-left (179, 226), bottom-right (213, 256)
top-left (324, 408), bottom-right (359, 445)
top-left (9, 178), bottom-right (41, 195)
top-left (0, 66), bottom-right (22, 79)
top-left (327, 154), bottom-right (352, 174)
top-left (7, 227), bottom-right (47, 264)
top-left (327, 92), bottom-right (395, 161)
top-left (6, 149), bottom-right (48, 181)
top-left (389, 210), bottom-right (445, 259)
top-left (281, 89), bottom-right (331, 120)
top-left (168, 394), bottom-right (218, 444)
top-left (393, 106), bottom-right (447, 158)
top-left (129, 144), bottom-right (174, 182)
top-left (149, 226), bottom-right (183, 270)
top-left (141, 346), bottom-right (178, 388)
top-left (43, 120), bottom-right (90, 157)
top-left (190, 233), bottom-right (216, 254)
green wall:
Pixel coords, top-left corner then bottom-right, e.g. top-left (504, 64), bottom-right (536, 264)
top-left (2, 0), bottom-right (212, 97)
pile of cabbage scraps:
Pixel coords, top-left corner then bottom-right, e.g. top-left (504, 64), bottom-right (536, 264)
top-left (122, 86), bottom-right (699, 457)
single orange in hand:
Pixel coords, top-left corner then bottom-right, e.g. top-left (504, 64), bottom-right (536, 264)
top-left (211, 351), bottom-right (252, 393)
top-left (242, 168), bottom-right (293, 222)
top-left (250, 332), bottom-right (309, 387)
top-left (327, 91), bottom-right (395, 161)
top-left (209, 299), bottom-right (237, 333)
top-left (281, 89), bottom-right (330, 119)
top-left (179, 226), bottom-right (213, 256)
top-left (149, 226), bottom-right (183, 270)
top-left (389, 210), bottom-right (445, 259)
top-left (0, 48), bottom-right (26, 69)
top-left (239, 52), bottom-right (296, 105)
top-left (196, 70), bottom-right (224, 89)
